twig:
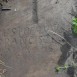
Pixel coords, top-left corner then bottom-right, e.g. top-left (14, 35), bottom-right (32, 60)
top-left (47, 30), bottom-right (76, 49)
top-left (0, 60), bottom-right (13, 69)
top-left (52, 37), bottom-right (63, 45)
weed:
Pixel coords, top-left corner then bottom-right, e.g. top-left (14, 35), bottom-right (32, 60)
top-left (72, 17), bottom-right (77, 35)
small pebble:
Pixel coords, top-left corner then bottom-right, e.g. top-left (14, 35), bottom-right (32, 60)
top-left (14, 8), bottom-right (17, 11)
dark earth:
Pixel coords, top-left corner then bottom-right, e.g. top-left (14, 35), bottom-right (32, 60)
top-left (0, 0), bottom-right (77, 77)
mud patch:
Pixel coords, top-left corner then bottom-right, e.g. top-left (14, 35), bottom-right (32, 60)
top-left (32, 0), bottom-right (38, 23)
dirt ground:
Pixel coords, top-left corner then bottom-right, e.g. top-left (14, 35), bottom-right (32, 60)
top-left (0, 0), bottom-right (76, 77)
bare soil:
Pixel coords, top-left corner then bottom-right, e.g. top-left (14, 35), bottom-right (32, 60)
top-left (0, 0), bottom-right (77, 77)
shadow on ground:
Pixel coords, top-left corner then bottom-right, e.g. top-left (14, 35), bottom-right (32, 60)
top-left (58, 43), bottom-right (71, 65)
top-left (58, 31), bottom-right (71, 65)
top-left (67, 66), bottom-right (75, 77)
top-left (57, 31), bottom-right (76, 77)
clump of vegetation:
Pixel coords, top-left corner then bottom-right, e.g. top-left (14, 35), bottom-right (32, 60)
top-left (55, 61), bottom-right (77, 73)
top-left (55, 65), bottom-right (69, 72)
top-left (72, 17), bottom-right (77, 35)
